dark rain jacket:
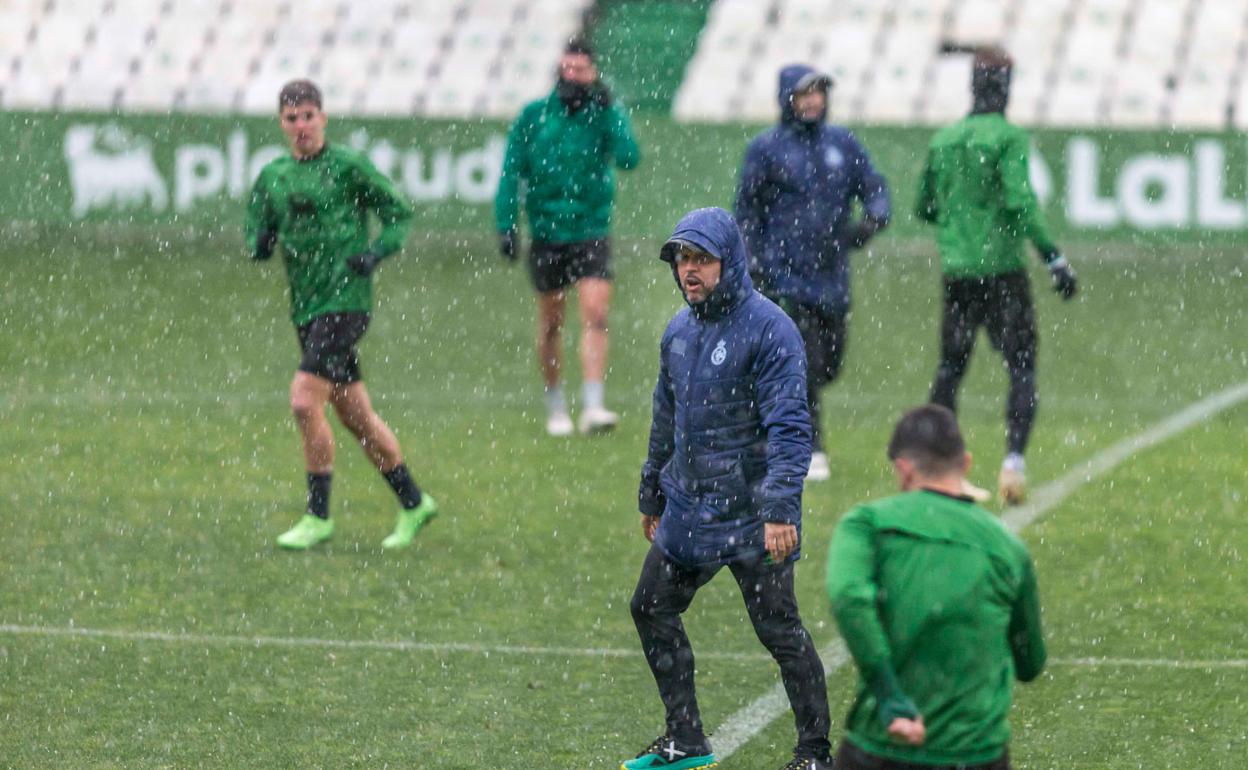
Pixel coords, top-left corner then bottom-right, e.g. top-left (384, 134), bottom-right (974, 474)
top-left (735, 64), bottom-right (891, 314)
top-left (639, 207), bottom-right (812, 568)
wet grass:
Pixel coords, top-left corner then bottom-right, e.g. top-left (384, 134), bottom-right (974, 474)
top-left (0, 230), bottom-right (1244, 767)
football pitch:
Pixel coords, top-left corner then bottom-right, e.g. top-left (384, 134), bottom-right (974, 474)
top-left (1, 225), bottom-right (1244, 768)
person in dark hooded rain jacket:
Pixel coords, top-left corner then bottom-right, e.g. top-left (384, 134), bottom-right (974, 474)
top-left (735, 64), bottom-right (891, 484)
top-left (623, 208), bottom-right (833, 770)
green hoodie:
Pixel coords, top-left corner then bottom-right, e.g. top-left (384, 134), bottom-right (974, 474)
top-left (915, 113), bottom-right (1059, 278)
top-left (494, 90), bottom-right (641, 244)
top-left (827, 489), bottom-right (1046, 766)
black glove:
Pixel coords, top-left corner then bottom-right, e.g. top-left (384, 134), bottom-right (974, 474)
top-left (847, 216), bottom-right (884, 249)
top-left (1048, 255), bottom-right (1078, 300)
top-left (347, 251), bottom-right (380, 277)
top-left (591, 82), bottom-right (612, 108)
top-left (253, 229), bottom-right (276, 261)
top-left (499, 228), bottom-right (519, 262)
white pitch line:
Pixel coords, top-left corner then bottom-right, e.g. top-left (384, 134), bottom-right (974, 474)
top-left (3, 622), bottom-right (1243, 673)
top-left (1050, 657), bottom-right (1248, 670)
top-left (710, 380), bottom-right (1248, 761)
top-left (0, 623), bottom-right (773, 662)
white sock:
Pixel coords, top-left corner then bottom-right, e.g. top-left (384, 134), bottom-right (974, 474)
top-left (544, 385), bottom-right (568, 416)
top-left (1003, 452), bottom-right (1026, 473)
top-left (582, 380), bottom-right (604, 411)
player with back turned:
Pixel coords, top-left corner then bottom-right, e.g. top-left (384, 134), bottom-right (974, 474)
top-left (826, 404), bottom-right (1046, 769)
top-left (246, 79), bottom-right (438, 550)
top-left (916, 47), bottom-right (1079, 504)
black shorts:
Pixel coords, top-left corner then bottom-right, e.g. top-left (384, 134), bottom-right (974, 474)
top-left (834, 740), bottom-right (1010, 770)
top-left (941, 271), bottom-right (1037, 370)
top-left (527, 238), bottom-right (612, 293)
top-left (295, 312), bottom-right (370, 385)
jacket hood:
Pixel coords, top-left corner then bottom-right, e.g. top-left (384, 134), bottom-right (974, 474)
top-left (778, 64), bottom-right (831, 126)
top-left (660, 207), bottom-right (754, 320)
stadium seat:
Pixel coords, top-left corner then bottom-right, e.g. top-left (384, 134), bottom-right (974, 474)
top-left (951, 0), bottom-right (1009, 45)
top-left (921, 55), bottom-right (974, 124)
top-left (1044, 67), bottom-right (1108, 127)
top-left (1169, 65), bottom-right (1231, 129)
top-left (1234, 78), bottom-right (1248, 130)
top-left (1107, 75), bottom-right (1167, 127)
top-left (861, 60), bottom-right (923, 124)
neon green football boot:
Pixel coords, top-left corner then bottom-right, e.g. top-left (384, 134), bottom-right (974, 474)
top-left (276, 515), bottom-right (334, 550)
top-left (381, 494), bottom-right (438, 550)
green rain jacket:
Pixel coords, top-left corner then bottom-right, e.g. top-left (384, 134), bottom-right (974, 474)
top-left (916, 112), bottom-right (1059, 278)
top-left (827, 489), bottom-right (1047, 766)
top-left (494, 89), bottom-right (641, 244)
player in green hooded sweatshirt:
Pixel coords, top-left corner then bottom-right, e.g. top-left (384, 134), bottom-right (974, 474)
top-left (494, 38), bottom-right (640, 438)
top-left (246, 79), bottom-right (437, 552)
top-left (915, 47), bottom-right (1079, 505)
top-left (827, 405), bottom-right (1046, 770)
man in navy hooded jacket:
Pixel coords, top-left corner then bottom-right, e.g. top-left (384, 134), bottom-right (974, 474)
top-left (735, 64), bottom-right (891, 483)
top-left (623, 208), bottom-right (832, 770)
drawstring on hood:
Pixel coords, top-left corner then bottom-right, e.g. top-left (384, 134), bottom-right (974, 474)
top-left (660, 207), bottom-right (755, 321)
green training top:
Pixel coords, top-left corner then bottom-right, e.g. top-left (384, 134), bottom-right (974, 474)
top-left (826, 489), bottom-right (1046, 766)
top-left (495, 90), bottom-right (641, 244)
top-left (915, 112), bottom-right (1058, 278)
top-left (246, 143), bottom-right (414, 326)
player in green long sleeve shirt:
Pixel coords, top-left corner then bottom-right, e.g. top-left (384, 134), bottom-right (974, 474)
top-left (827, 405), bottom-right (1046, 770)
top-left (493, 38), bottom-right (640, 438)
top-left (245, 79), bottom-right (437, 552)
top-left (916, 47), bottom-right (1079, 506)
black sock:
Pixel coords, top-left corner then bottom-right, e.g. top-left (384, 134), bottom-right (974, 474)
top-left (306, 472), bottom-right (332, 520)
top-left (383, 464), bottom-right (423, 509)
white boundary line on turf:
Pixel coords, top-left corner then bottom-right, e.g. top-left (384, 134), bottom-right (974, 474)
top-left (709, 380), bottom-right (1248, 761)
top-left (0, 388), bottom-right (1191, 416)
top-left (4, 622), bottom-right (1246, 673)
top-left (1050, 657), bottom-right (1248, 670)
top-left (0, 623), bottom-right (775, 662)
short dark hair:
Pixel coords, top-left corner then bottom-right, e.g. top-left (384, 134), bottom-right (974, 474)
top-left (564, 37), bottom-right (595, 60)
top-left (278, 79), bottom-right (322, 111)
top-left (887, 405), bottom-right (966, 475)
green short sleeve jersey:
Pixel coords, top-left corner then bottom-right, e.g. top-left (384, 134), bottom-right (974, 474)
top-left (826, 490), bottom-right (1046, 766)
top-left (246, 143), bottom-right (414, 326)
top-left (915, 113), bottom-right (1058, 278)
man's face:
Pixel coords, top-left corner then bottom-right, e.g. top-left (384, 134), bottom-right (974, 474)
top-left (675, 247), bottom-right (721, 304)
top-left (280, 101), bottom-right (327, 158)
top-left (559, 52), bottom-right (597, 85)
top-left (792, 87), bottom-right (826, 121)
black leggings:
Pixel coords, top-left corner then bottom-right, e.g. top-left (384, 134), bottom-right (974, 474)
top-left (929, 271), bottom-right (1037, 456)
top-left (629, 545), bottom-right (832, 759)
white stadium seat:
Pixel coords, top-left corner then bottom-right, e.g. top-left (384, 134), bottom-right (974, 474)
top-left (0, 0), bottom-right (1240, 128)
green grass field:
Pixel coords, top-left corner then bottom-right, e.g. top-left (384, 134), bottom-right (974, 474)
top-left (1, 225), bottom-right (1244, 768)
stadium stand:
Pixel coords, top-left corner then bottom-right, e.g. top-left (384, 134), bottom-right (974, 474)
top-left (674, 0), bottom-right (1248, 129)
top-left (589, 0), bottom-right (712, 113)
top-left (2, 0), bottom-right (1247, 128)
top-left (0, 0), bottom-right (590, 116)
